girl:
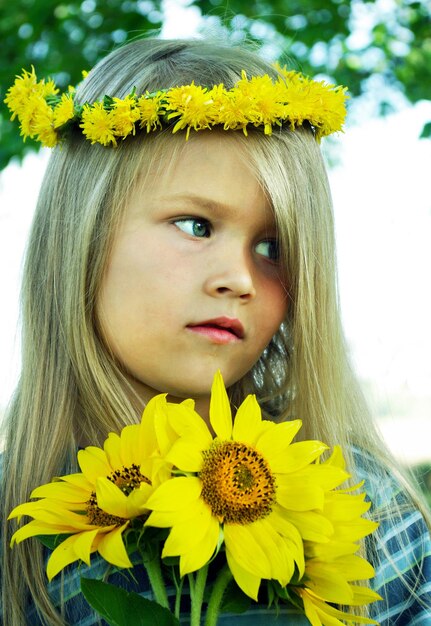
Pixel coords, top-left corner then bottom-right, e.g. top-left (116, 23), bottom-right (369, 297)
top-left (1, 38), bottom-right (430, 625)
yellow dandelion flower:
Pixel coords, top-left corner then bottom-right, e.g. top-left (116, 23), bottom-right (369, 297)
top-left (4, 67), bottom-right (58, 122)
top-left (232, 72), bottom-right (285, 134)
top-left (145, 371), bottom-right (349, 601)
top-left (34, 110), bottom-right (58, 148)
top-left (275, 69), bottom-right (348, 138)
top-left (80, 102), bottom-right (117, 146)
top-left (137, 92), bottom-right (164, 132)
top-left (165, 83), bottom-right (215, 139)
top-left (8, 399), bottom-right (162, 580)
top-left (215, 90), bottom-right (255, 134)
top-left (17, 94), bottom-right (53, 142)
top-left (111, 95), bottom-right (141, 139)
top-left (53, 92), bottom-right (75, 128)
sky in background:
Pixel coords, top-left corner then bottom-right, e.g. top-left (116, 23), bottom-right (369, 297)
top-left (1, 7), bottom-right (430, 461)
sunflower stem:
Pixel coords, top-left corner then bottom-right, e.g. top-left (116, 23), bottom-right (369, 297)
top-left (174, 572), bottom-right (184, 619)
top-left (189, 564), bottom-right (209, 626)
top-left (204, 565), bottom-right (233, 626)
top-left (145, 554), bottom-right (170, 609)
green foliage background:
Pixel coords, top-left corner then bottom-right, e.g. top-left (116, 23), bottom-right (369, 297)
top-left (1, 0), bottom-right (430, 170)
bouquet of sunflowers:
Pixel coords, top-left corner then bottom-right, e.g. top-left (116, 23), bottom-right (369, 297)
top-left (9, 372), bottom-right (381, 625)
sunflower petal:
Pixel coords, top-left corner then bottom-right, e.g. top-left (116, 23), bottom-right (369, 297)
top-left (12, 505), bottom-right (92, 529)
top-left (47, 533), bottom-right (95, 580)
top-left (277, 483), bottom-right (324, 511)
top-left (284, 465), bottom-right (349, 491)
top-left (138, 395), bottom-right (162, 458)
top-left (226, 547), bottom-right (261, 600)
top-left (232, 394), bottom-right (262, 444)
top-left (125, 483), bottom-right (153, 516)
top-left (145, 505), bottom-right (196, 528)
top-left (269, 508), bottom-right (305, 576)
top-left (273, 441), bottom-right (328, 473)
top-left (145, 477), bottom-right (202, 511)
top-left (323, 445), bottom-right (346, 470)
top-left (72, 528), bottom-right (99, 565)
top-left (60, 473), bottom-right (94, 490)
top-left (209, 370), bottom-right (232, 439)
top-left (248, 519), bottom-right (294, 585)
top-left (301, 589), bottom-right (379, 624)
top-left (95, 477), bottom-right (129, 519)
top-left (166, 438), bottom-right (204, 472)
top-left (301, 590), bottom-right (323, 626)
top-left (78, 446), bottom-right (111, 483)
top-left (333, 518), bottom-right (379, 542)
top-left (167, 402), bottom-right (212, 446)
top-left (308, 541), bottom-right (359, 560)
top-left (349, 585), bottom-right (382, 605)
top-left (305, 563), bottom-right (354, 604)
top-left (255, 419), bottom-right (302, 460)
top-left (153, 395), bottom-right (179, 456)
top-left (324, 493), bottom-right (370, 520)
top-left (11, 520), bottom-right (76, 546)
top-left (31, 481), bottom-right (88, 503)
top-left (328, 555), bottom-right (375, 581)
top-left (178, 517), bottom-right (220, 575)
top-left (162, 501), bottom-right (213, 556)
top-left (96, 523), bottom-right (132, 568)
top-left (120, 424), bottom-right (142, 466)
top-left (284, 510), bottom-right (334, 542)
top-left (224, 525), bottom-right (272, 579)
top-left (103, 432), bottom-right (123, 470)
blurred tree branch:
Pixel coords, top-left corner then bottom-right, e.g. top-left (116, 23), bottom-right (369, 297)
top-left (1, 0), bottom-right (430, 170)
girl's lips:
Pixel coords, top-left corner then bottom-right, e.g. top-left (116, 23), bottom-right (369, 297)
top-left (187, 317), bottom-right (244, 344)
top-left (187, 325), bottom-right (241, 344)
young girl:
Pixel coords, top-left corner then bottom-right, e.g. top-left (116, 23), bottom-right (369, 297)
top-left (1, 37), bottom-right (430, 625)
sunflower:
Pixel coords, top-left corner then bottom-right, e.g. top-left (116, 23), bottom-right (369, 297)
top-left (9, 397), bottom-right (164, 580)
top-left (295, 447), bottom-right (382, 625)
top-left (145, 371), bottom-right (350, 600)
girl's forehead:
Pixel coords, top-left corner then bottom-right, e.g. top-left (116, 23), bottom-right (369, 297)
top-left (142, 132), bottom-right (261, 194)
top-left (127, 132), bottom-right (275, 227)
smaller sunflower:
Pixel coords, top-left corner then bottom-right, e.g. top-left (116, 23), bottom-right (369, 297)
top-left (9, 398), bottom-right (163, 580)
top-left (145, 371), bottom-right (349, 600)
top-left (295, 447), bottom-right (382, 625)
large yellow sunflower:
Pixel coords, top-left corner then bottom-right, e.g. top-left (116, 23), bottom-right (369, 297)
top-left (9, 397), bottom-right (165, 580)
top-left (145, 371), bottom-right (351, 600)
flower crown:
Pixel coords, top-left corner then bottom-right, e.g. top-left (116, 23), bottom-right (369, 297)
top-left (4, 65), bottom-right (348, 148)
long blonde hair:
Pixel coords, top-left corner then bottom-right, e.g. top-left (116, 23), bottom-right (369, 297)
top-left (2, 38), bottom-right (429, 625)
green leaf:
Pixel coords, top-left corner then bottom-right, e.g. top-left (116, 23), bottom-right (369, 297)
top-left (38, 534), bottom-right (71, 550)
top-left (420, 121), bottom-right (431, 139)
top-left (81, 578), bottom-right (180, 626)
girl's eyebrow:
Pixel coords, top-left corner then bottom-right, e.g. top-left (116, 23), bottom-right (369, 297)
top-left (157, 193), bottom-right (233, 216)
top-left (156, 193), bottom-right (274, 227)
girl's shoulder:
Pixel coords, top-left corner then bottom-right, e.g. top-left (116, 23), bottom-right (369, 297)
top-left (351, 446), bottom-right (431, 624)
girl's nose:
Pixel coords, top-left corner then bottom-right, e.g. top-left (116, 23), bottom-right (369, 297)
top-left (203, 245), bottom-right (257, 300)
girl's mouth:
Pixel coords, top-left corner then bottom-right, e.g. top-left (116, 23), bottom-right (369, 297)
top-left (187, 317), bottom-right (244, 344)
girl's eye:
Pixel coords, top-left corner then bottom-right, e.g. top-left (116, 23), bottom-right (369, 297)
top-left (255, 239), bottom-right (279, 262)
top-left (173, 218), bottom-right (211, 238)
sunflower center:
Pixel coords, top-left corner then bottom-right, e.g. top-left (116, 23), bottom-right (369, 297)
top-left (108, 463), bottom-right (151, 496)
top-left (199, 441), bottom-right (276, 524)
top-left (86, 464), bottom-right (151, 527)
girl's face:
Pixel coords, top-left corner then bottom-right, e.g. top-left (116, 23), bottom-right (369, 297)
top-left (97, 133), bottom-right (288, 415)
